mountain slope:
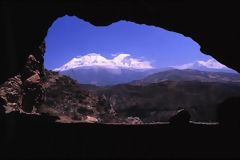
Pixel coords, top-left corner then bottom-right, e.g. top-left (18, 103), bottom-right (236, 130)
top-left (40, 70), bottom-right (141, 124)
top-left (130, 69), bottom-right (240, 86)
top-left (60, 67), bottom-right (159, 86)
top-left (97, 81), bottom-right (240, 122)
top-left (40, 70), bottom-right (240, 123)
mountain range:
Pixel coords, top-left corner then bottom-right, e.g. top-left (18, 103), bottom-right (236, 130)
top-left (38, 53), bottom-right (240, 123)
top-left (41, 69), bottom-right (240, 123)
top-left (172, 59), bottom-right (236, 73)
top-left (54, 53), bottom-right (153, 71)
top-left (130, 69), bottom-right (240, 86)
top-left (53, 53), bottom-right (237, 86)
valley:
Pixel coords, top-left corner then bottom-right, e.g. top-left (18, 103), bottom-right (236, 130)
top-left (40, 69), bottom-right (240, 123)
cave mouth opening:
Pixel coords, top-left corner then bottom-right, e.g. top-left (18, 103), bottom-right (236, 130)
top-left (41, 15), bottom-right (240, 124)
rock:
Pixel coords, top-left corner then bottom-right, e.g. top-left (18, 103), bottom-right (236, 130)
top-left (21, 59), bottom-right (44, 112)
top-left (0, 42), bottom-right (45, 113)
top-left (22, 83), bottom-right (44, 112)
top-left (20, 55), bottom-right (39, 81)
top-left (169, 109), bottom-right (191, 126)
top-left (85, 116), bottom-right (98, 123)
top-left (19, 42), bottom-right (45, 113)
top-left (27, 72), bottom-right (40, 83)
top-left (126, 117), bottom-right (143, 124)
top-left (0, 75), bottom-right (23, 112)
top-left (21, 41), bottom-right (45, 81)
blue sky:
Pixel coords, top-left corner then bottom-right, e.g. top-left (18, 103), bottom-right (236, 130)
top-left (44, 15), bottom-right (213, 70)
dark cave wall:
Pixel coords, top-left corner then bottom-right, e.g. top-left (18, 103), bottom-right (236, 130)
top-left (1, 1), bottom-right (240, 158)
top-left (1, 0), bottom-right (240, 84)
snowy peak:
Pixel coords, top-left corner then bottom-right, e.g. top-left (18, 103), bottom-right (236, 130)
top-left (172, 58), bottom-right (235, 72)
top-left (195, 59), bottom-right (227, 69)
top-left (112, 53), bottom-right (152, 69)
top-left (112, 53), bottom-right (131, 62)
top-left (54, 53), bottom-right (153, 71)
top-left (54, 53), bottom-right (115, 71)
top-left (73, 53), bottom-right (111, 66)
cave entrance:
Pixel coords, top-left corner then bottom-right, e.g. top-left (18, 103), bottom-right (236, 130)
top-left (42, 15), bottom-right (240, 124)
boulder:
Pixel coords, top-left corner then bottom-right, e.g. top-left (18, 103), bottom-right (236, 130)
top-left (85, 116), bottom-right (98, 123)
top-left (169, 109), bottom-right (191, 126)
top-left (126, 117), bottom-right (143, 124)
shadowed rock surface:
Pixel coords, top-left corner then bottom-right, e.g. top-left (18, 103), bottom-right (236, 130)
top-left (0, 42), bottom-right (45, 113)
top-left (170, 109), bottom-right (191, 126)
top-left (217, 97), bottom-right (240, 128)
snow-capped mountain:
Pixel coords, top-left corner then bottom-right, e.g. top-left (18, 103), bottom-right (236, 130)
top-left (53, 53), bottom-right (156, 86)
top-left (53, 54), bottom-right (237, 86)
top-left (172, 59), bottom-right (236, 73)
top-left (54, 53), bottom-right (152, 71)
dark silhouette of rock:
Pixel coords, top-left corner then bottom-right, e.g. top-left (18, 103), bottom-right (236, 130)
top-left (169, 109), bottom-right (191, 126)
top-left (21, 71), bottom-right (43, 112)
top-left (0, 97), bottom-right (6, 115)
top-left (0, 98), bottom-right (6, 118)
top-left (20, 42), bottom-right (45, 112)
top-left (0, 97), bottom-right (6, 106)
top-left (217, 97), bottom-right (240, 128)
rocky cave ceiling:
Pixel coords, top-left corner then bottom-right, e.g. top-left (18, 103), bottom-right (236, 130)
top-left (1, 0), bottom-right (240, 84)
